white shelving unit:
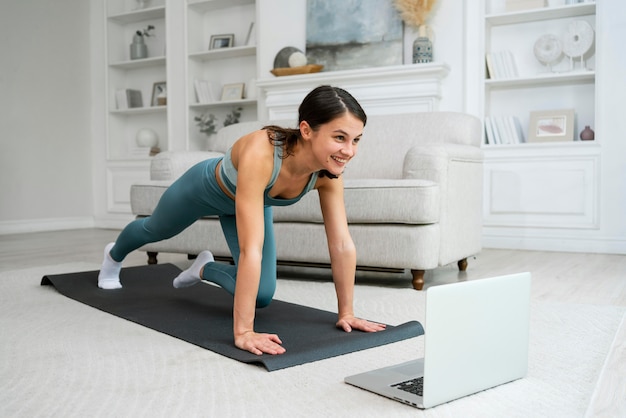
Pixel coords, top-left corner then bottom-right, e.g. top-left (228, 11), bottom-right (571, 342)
top-left (105, 1), bottom-right (168, 160)
top-left (97, 0), bottom-right (259, 220)
top-left (483, 2), bottom-right (596, 145)
top-left (186, 0), bottom-right (258, 151)
top-left (103, 0), bottom-right (168, 216)
top-left (480, 1), bottom-right (600, 234)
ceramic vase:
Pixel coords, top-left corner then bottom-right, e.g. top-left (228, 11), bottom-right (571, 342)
top-left (413, 25), bottom-right (433, 64)
top-left (130, 34), bottom-right (147, 60)
top-left (580, 125), bottom-right (595, 141)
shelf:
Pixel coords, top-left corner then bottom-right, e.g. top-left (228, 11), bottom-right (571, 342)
top-left (485, 71), bottom-right (595, 90)
top-left (482, 140), bottom-right (601, 155)
top-left (189, 45), bottom-right (256, 61)
top-left (108, 6), bottom-right (166, 24)
top-left (257, 63), bottom-right (450, 88)
top-left (188, 0), bottom-right (254, 13)
top-left (109, 56), bottom-right (166, 70)
top-left (110, 106), bottom-right (167, 115)
top-left (486, 3), bottom-right (595, 26)
top-left (190, 99), bottom-right (257, 109)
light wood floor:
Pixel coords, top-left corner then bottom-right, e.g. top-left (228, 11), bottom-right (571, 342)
top-left (1, 228), bottom-right (624, 415)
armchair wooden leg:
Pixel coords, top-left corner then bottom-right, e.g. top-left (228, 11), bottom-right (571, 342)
top-left (147, 252), bottom-right (158, 265)
top-left (411, 269), bottom-right (425, 291)
top-left (457, 258), bottom-right (468, 271)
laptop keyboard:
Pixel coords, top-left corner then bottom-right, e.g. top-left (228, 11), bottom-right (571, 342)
top-left (391, 377), bottom-right (424, 397)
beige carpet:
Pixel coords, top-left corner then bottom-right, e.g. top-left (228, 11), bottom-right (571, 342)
top-left (1, 263), bottom-right (624, 417)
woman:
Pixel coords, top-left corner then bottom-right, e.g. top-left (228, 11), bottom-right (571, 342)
top-left (98, 85), bottom-right (386, 356)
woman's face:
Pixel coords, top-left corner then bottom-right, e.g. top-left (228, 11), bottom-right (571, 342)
top-left (302, 112), bottom-right (364, 176)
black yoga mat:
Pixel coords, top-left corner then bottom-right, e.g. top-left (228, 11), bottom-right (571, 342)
top-left (41, 264), bottom-right (423, 371)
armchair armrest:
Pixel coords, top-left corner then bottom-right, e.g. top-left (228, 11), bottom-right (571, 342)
top-left (402, 144), bottom-right (483, 182)
top-left (403, 144), bottom-right (484, 266)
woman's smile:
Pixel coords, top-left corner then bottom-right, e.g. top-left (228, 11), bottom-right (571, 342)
top-left (331, 155), bottom-right (349, 165)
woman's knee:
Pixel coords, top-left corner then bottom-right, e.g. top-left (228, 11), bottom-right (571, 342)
top-left (255, 283), bottom-right (276, 308)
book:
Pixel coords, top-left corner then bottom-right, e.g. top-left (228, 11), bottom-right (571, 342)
top-left (484, 117), bottom-right (495, 145)
top-left (115, 89), bottom-right (143, 109)
top-left (485, 54), bottom-right (495, 79)
top-left (487, 51), bottom-right (519, 80)
top-left (115, 90), bottom-right (128, 110)
top-left (503, 50), bottom-right (519, 78)
top-left (493, 116), bottom-right (509, 144)
top-left (194, 80), bottom-right (220, 104)
top-left (487, 115), bottom-right (525, 145)
top-left (512, 116), bottom-right (525, 143)
top-left (127, 89), bottom-right (143, 108)
top-left (490, 117), bottom-right (502, 145)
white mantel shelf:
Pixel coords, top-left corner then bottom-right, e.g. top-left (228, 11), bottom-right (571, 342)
top-left (256, 63), bottom-right (450, 120)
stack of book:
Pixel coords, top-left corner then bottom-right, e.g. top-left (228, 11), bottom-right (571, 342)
top-left (484, 116), bottom-right (525, 145)
top-left (194, 80), bottom-right (220, 104)
top-left (115, 89), bottom-right (143, 109)
top-left (485, 51), bottom-right (519, 79)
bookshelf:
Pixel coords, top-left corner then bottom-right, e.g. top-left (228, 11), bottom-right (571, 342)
top-left (480, 0), bottom-right (600, 231)
top-left (186, 0), bottom-right (258, 151)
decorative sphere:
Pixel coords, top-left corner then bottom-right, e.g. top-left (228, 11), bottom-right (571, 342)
top-left (273, 46), bottom-right (307, 68)
top-left (135, 128), bottom-right (158, 147)
top-left (288, 51), bottom-right (307, 67)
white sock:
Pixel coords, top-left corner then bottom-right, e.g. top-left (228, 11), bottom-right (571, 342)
top-left (98, 242), bottom-right (122, 290)
top-left (173, 250), bottom-right (214, 289)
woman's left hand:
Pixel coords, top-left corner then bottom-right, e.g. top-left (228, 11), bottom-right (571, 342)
top-left (336, 315), bottom-right (387, 333)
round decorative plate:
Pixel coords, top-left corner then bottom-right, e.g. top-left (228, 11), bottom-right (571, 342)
top-left (533, 34), bottom-right (562, 65)
top-left (562, 20), bottom-right (594, 58)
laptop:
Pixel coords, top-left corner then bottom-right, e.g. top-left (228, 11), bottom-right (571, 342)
top-left (345, 272), bottom-right (531, 409)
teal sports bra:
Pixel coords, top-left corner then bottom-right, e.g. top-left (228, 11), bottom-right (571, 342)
top-left (219, 145), bottom-right (319, 207)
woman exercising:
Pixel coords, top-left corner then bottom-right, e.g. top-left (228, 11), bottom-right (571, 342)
top-left (98, 85), bottom-right (386, 356)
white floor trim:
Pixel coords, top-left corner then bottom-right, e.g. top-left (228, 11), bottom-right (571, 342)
top-left (0, 217), bottom-right (95, 235)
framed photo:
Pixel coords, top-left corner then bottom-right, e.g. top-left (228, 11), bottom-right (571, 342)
top-left (209, 34), bottom-right (234, 50)
top-left (527, 109), bottom-right (575, 142)
top-left (221, 83), bottom-right (245, 101)
top-left (151, 81), bottom-right (167, 106)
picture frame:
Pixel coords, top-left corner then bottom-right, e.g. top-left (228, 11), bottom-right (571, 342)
top-left (221, 83), bottom-right (245, 101)
top-left (527, 108), bottom-right (575, 142)
top-left (151, 81), bottom-right (167, 106)
top-left (245, 22), bottom-right (255, 46)
top-left (209, 34), bottom-right (234, 50)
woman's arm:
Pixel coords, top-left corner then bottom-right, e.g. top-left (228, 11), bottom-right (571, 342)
top-left (317, 176), bottom-right (386, 333)
top-left (231, 132), bottom-right (286, 355)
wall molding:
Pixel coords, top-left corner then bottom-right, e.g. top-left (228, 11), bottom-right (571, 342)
top-left (483, 231), bottom-right (626, 255)
top-left (0, 217), bottom-right (95, 235)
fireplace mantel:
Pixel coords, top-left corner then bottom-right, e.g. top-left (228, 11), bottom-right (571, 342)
top-left (255, 63), bottom-right (449, 120)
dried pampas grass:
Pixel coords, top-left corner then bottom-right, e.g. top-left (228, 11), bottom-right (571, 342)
top-left (394, 0), bottom-right (437, 27)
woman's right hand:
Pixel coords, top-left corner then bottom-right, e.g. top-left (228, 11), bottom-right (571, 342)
top-left (235, 331), bottom-right (286, 356)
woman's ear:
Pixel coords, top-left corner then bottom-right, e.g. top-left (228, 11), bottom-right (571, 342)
top-left (299, 120), bottom-right (312, 140)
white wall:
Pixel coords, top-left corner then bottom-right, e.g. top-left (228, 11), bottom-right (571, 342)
top-left (0, 0), bottom-right (94, 233)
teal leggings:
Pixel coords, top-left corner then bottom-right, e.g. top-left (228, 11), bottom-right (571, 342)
top-left (110, 158), bottom-right (277, 307)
